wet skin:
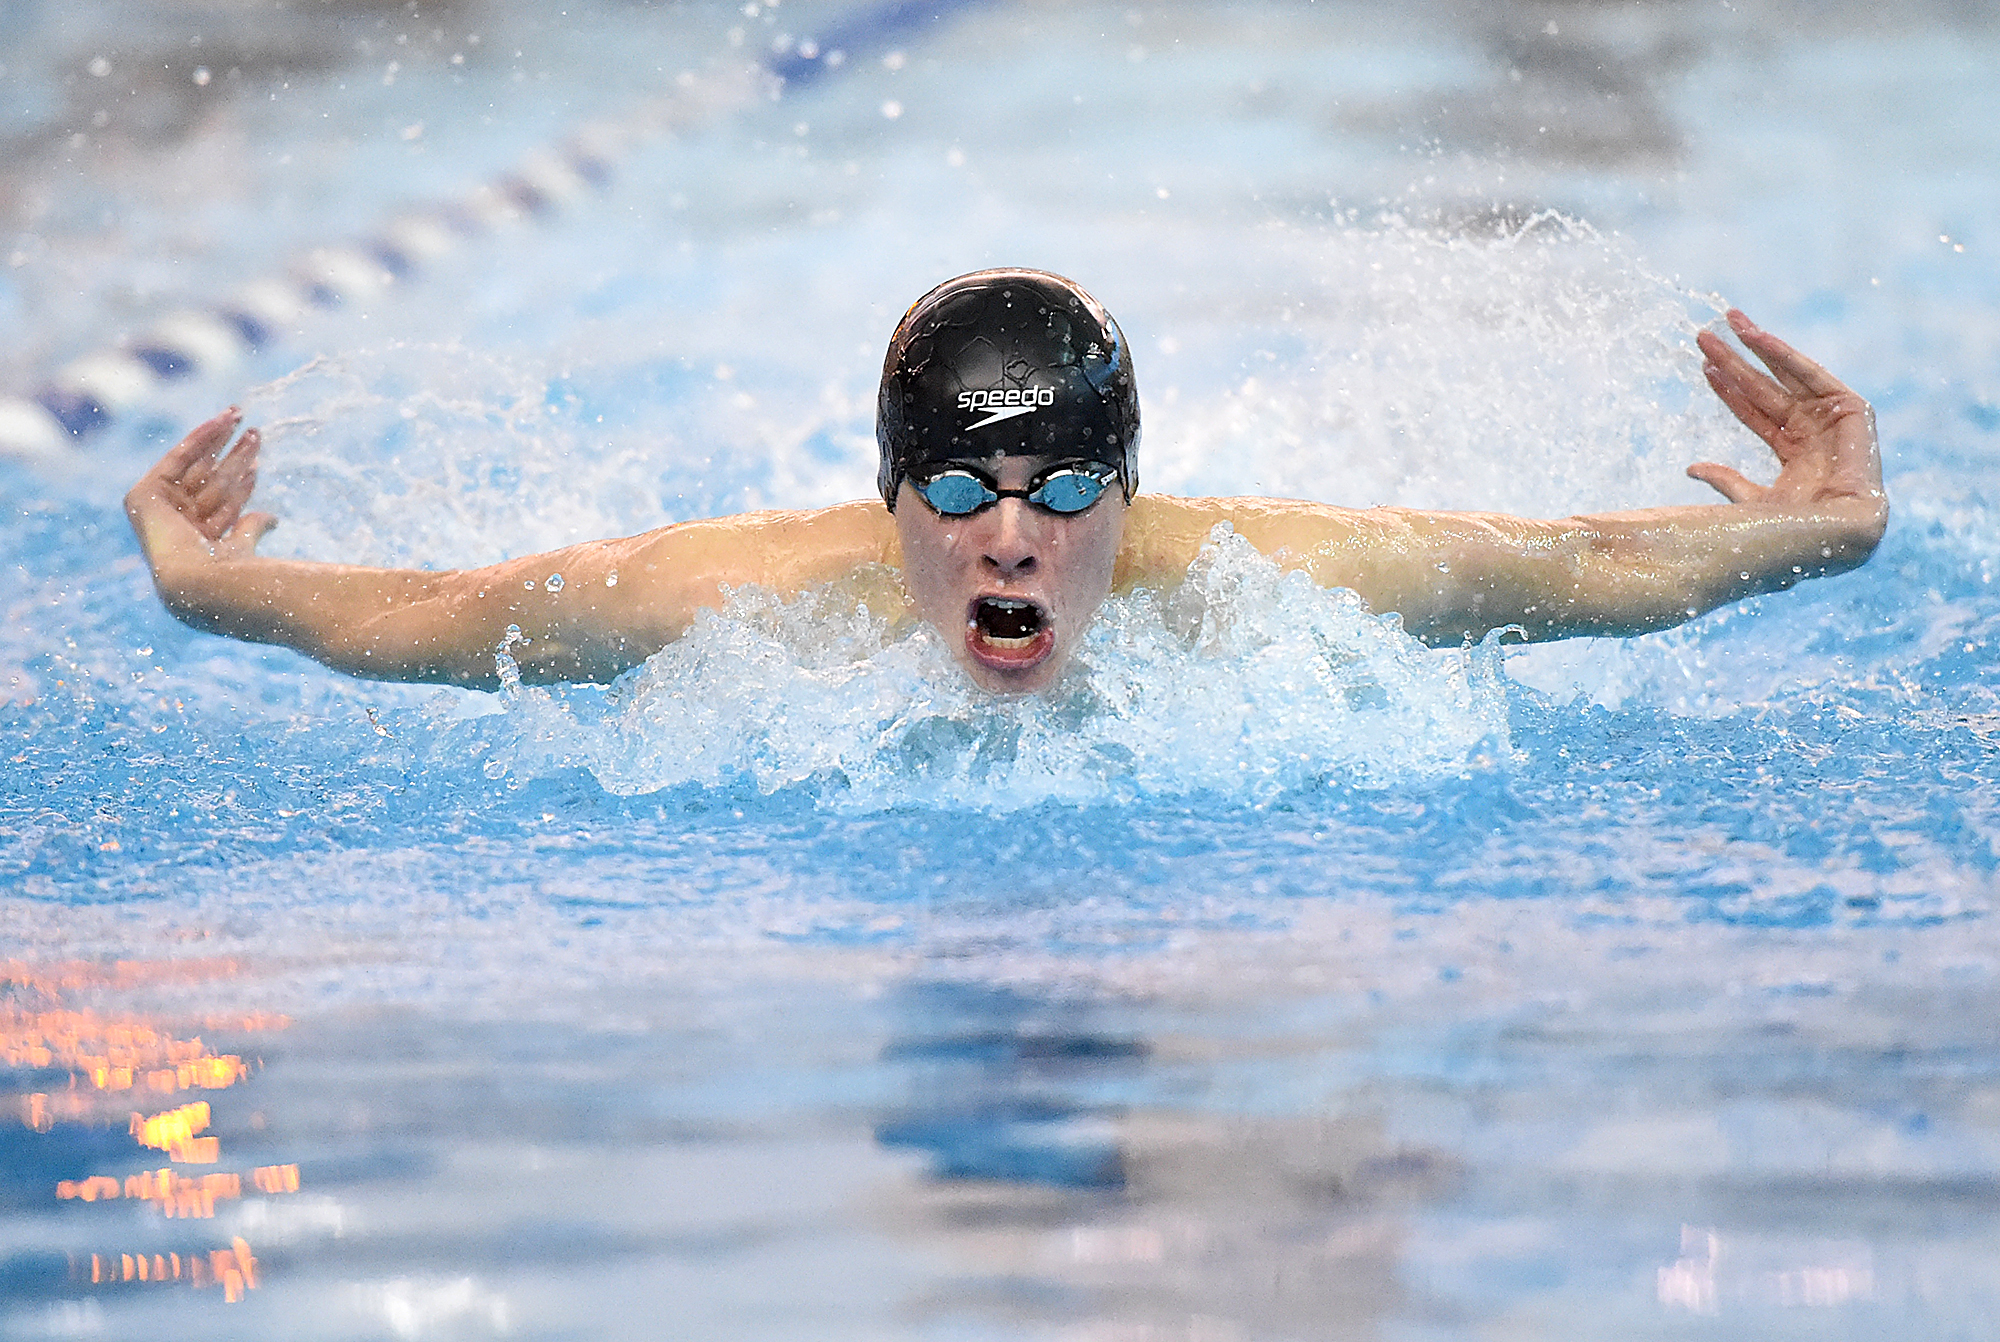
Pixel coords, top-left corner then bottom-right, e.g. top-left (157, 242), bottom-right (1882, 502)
top-left (893, 455), bottom-right (1127, 694)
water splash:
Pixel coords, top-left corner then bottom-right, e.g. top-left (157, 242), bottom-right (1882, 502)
top-left (244, 345), bottom-right (680, 569)
top-left (472, 528), bottom-right (1512, 810)
top-left (1145, 213), bottom-right (1743, 518)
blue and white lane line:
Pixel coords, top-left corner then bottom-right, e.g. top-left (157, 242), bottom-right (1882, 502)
top-left (0, 82), bottom-right (721, 462)
top-left (0, 0), bottom-right (985, 463)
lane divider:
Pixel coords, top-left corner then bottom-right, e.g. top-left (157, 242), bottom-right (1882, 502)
top-left (0, 0), bottom-right (985, 462)
top-left (0, 91), bottom-right (712, 460)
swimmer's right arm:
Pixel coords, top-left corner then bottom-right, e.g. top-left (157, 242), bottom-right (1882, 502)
top-left (127, 409), bottom-right (896, 688)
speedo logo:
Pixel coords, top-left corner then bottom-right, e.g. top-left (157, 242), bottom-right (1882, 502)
top-left (959, 385), bottom-right (1055, 430)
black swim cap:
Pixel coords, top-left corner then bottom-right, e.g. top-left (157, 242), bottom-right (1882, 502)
top-left (877, 268), bottom-right (1139, 510)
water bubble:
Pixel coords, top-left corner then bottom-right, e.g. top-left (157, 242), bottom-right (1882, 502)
top-left (523, 579), bottom-right (536, 590)
top-left (545, 573), bottom-right (564, 593)
top-left (605, 571), bottom-right (618, 588)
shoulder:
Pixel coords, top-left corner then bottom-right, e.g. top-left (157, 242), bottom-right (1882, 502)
top-left (1115, 493), bottom-right (1389, 589)
top-left (604, 498), bottom-right (896, 608)
top-left (617, 499), bottom-right (898, 596)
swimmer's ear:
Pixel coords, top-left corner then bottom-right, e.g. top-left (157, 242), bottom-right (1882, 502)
top-left (1686, 461), bottom-right (1765, 505)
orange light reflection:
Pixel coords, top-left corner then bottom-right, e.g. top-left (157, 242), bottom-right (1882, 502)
top-left (57, 1164), bottom-right (299, 1218)
top-left (8, 958), bottom-right (293, 1305)
top-left (83, 1237), bottom-right (260, 1302)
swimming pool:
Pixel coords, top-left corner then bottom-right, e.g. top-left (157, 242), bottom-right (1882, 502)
top-left (4, 0), bottom-right (1999, 1336)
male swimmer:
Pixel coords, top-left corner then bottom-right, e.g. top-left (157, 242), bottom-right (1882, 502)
top-left (126, 268), bottom-right (1887, 693)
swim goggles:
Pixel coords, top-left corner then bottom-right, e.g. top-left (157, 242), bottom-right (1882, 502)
top-left (912, 462), bottom-right (1120, 517)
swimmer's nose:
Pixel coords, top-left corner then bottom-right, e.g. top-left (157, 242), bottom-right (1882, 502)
top-left (981, 497), bottom-right (1040, 578)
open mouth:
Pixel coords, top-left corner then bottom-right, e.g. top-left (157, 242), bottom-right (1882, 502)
top-left (966, 597), bottom-right (1055, 671)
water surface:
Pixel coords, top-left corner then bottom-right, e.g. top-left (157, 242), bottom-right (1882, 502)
top-left (4, 1), bottom-right (1999, 1337)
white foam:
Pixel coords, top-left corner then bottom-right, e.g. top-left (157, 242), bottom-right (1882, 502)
top-left (474, 527), bottom-right (1511, 809)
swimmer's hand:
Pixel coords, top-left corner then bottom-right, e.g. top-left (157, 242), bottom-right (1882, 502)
top-left (1687, 309), bottom-right (1887, 539)
top-left (125, 407), bottom-right (279, 588)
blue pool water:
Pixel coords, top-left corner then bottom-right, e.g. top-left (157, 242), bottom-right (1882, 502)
top-left (4, 1), bottom-right (2000, 1337)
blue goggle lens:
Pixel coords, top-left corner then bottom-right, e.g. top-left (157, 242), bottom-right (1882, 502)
top-left (1031, 470), bottom-right (1108, 513)
top-left (915, 467), bottom-right (1114, 517)
top-left (918, 472), bottom-right (998, 515)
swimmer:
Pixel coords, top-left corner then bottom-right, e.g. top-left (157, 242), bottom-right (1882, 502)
top-left (125, 268), bottom-right (1887, 693)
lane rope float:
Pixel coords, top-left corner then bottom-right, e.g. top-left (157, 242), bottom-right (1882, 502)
top-left (0, 0), bottom-right (984, 463)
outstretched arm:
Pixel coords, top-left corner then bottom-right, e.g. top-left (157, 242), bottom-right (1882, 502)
top-left (126, 409), bottom-right (895, 687)
top-left (1136, 311), bottom-right (1886, 644)
top-left (1415, 309), bottom-right (1886, 642)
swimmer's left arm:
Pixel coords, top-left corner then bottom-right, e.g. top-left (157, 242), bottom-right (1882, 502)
top-left (1344, 318), bottom-right (1872, 648)
top-left (1391, 310), bottom-right (1887, 643)
top-left (1337, 490), bottom-right (1885, 645)
top-left (1135, 311), bottom-right (1887, 644)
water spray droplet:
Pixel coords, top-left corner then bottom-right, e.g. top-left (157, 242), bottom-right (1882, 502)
top-left (494, 625), bottom-right (527, 695)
